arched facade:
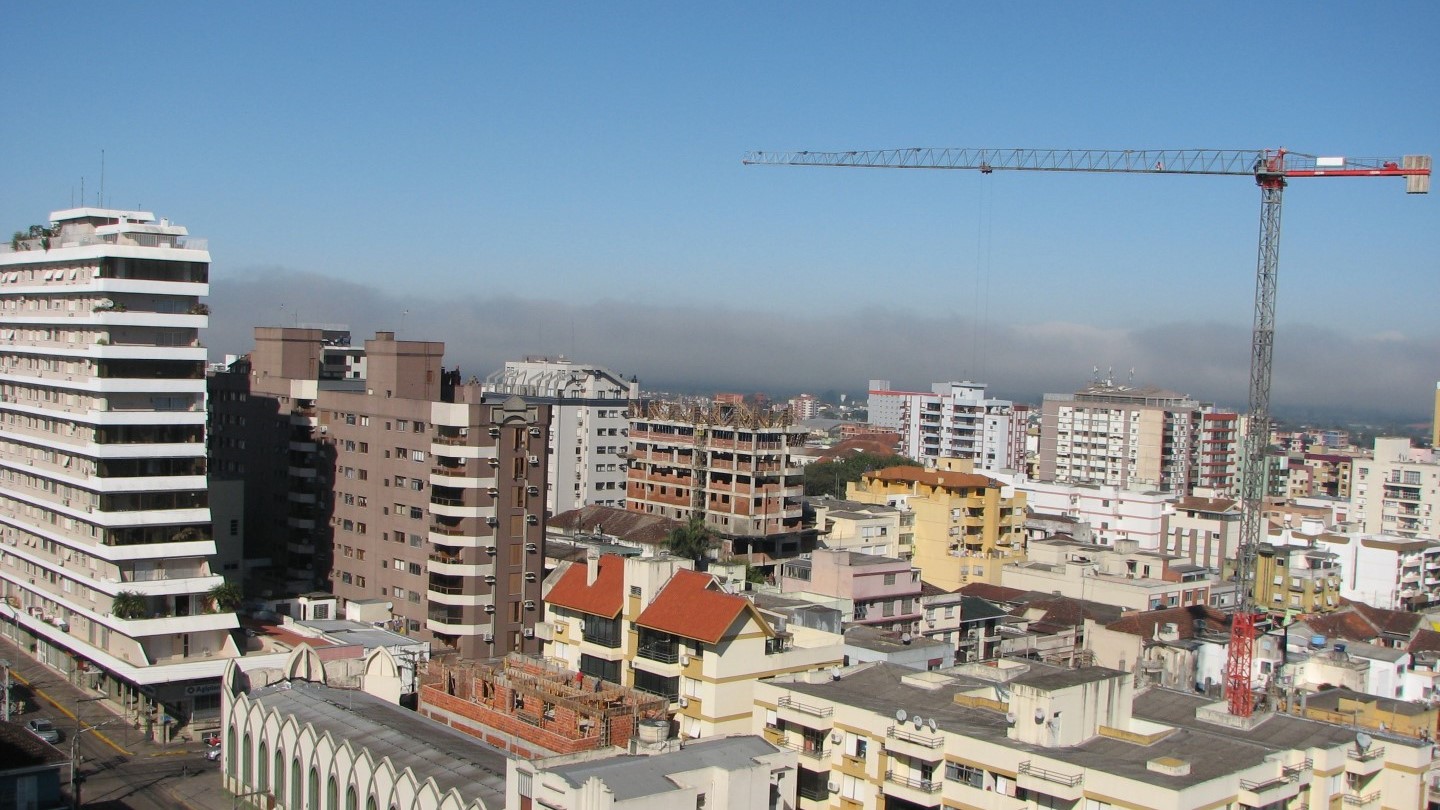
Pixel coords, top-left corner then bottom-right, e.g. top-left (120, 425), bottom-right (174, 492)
top-left (219, 657), bottom-right (495, 810)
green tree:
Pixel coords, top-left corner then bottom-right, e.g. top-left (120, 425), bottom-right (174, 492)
top-left (803, 451), bottom-right (913, 498)
top-left (208, 582), bottom-right (243, 613)
top-left (667, 515), bottom-right (715, 563)
top-left (111, 591), bottom-right (148, 620)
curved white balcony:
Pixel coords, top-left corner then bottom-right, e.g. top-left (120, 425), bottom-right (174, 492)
top-left (430, 442), bottom-right (495, 460)
top-left (426, 589), bottom-right (490, 607)
top-left (430, 470), bottom-right (494, 489)
top-left (429, 501), bottom-right (494, 520)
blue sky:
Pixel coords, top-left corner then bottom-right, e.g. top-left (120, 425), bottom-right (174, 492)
top-left (3, 2), bottom-right (1436, 414)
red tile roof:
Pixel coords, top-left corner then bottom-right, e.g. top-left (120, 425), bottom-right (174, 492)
top-left (956, 583), bottom-right (1027, 604)
top-left (544, 555), bottom-right (625, 619)
top-left (866, 466), bottom-right (995, 490)
top-left (549, 505), bottom-right (681, 547)
top-left (635, 569), bottom-right (770, 644)
top-left (1103, 605), bottom-right (1231, 639)
top-left (1409, 628), bottom-right (1440, 656)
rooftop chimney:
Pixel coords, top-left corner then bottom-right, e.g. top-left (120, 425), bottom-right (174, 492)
top-left (587, 550), bottom-right (599, 586)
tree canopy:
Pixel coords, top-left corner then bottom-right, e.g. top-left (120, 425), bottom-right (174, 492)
top-left (803, 451), bottom-right (913, 498)
top-left (666, 515), bottom-right (715, 562)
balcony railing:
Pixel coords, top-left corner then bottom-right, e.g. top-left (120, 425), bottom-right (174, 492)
top-left (1018, 761), bottom-right (1083, 787)
top-left (636, 643), bottom-right (680, 663)
top-left (582, 630), bottom-right (622, 649)
top-left (887, 726), bottom-right (943, 748)
top-left (1341, 791), bottom-right (1381, 806)
top-left (1347, 746), bottom-right (1386, 762)
top-left (884, 771), bottom-right (941, 794)
top-left (796, 783), bottom-right (829, 802)
top-left (778, 696), bottom-right (833, 717)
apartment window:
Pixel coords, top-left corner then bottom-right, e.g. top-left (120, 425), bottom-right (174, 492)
top-left (394, 558), bottom-right (405, 570)
top-left (945, 762), bottom-right (983, 788)
top-left (408, 562), bottom-right (421, 575)
top-left (409, 534), bottom-right (422, 547)
top-left (397, 420), bottom-right (409, 431)
top-left (395, 476), bottom-right (407, 488)
top-left (392, 531), bottom-right (405, 544)
top-left (883, 573), bottom-right (896, 586)
top-left (412, 450), bottom-right (425, 462)
top-left (356, 550), bottom-right (365, 561)
top-left (882, 601), bottom-right (894, 617)
top-left (355, 523), bottom-right (366, 535)
top-left (355, 576), bottom-right (365, 587)
top-left (394, 587), bottom-right (406, 599)
top-left (359, 416), bottom-right (369, 426)
top-left (409, 506), bottom-right (423, 520)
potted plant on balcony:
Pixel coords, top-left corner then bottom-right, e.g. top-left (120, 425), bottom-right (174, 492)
top-left (111, 591), bottom-right (147, 620)
top-left (207, 582), bottom-right (242, 614)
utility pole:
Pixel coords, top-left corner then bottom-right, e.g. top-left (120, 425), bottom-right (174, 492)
top-left (1, 658), bottom-right (10, 722)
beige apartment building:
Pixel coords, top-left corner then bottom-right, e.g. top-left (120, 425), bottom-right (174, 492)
top-left (847, 460), bottom-right (1026, 590)
top-left (1351, 437), bottom-right (1438, 539)
top-left (756, 659), bottom-right (1440, 810)
top-left (0, 207), bottom-right (237, 736)
top-left (1001, 537), bottom-right (1216, 612)
top-left (1039, 382), bottom-right (1236, 495)
top-left (542, 551), bottom-right (843, 738)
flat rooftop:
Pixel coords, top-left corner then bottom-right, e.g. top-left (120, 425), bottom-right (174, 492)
top-left (249, 681), bottom-right (508, 806)
top-left (772, 663), bottom-right (1420, 790)
top-left (545, 736), bottom-right (780, 800)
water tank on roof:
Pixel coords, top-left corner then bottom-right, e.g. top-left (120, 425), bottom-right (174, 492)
top-left (637, 718), bottom-right (670, 745)
top-left (1310, 635), bottom-right (1326, 648)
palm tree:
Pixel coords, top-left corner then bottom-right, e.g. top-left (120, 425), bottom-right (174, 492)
top-left (111, 591), bottom-right (148, 620)
top-left (667, 515), bottom-right (715, 564)
top-left (208, 582), bottom-right (242, 613)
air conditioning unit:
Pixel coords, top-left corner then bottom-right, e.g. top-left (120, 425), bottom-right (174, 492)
top-left (488, 428), bottom-right (500, 438)
top-left (525, 572), bottom-right (537, 582)
top-left (486, 516), bottom-right (498, 526)
top-left (484, 604), bottom-right (496, 614)
top-left (484, 575), bottom-right (496, 584)
top-left (523, 627), bottom-right (535, 638)
top-left (525, 543), bottom-right (538, 552)
top-left (680, 654), bottom-right (690, 666)
top-left (487, 487), bottom-right (499, 496)
top-left (485, 545), bottom-right (497, 555)
top-left (488, 457), bottom-right (500, 467)
top-left (529, 427), bottom-right (542, 437)
top-left (528, 455), bottom-right (539, 465)
top-left (678, 697), bottom-right (689, 708)
top-left (483, 632), bottom-right (494, 643)
top-left (827, 782), bottom-right (839, 793)
top-left (523, 600), bottom-right (536, 610)
top-left (526, 515), bottom-right (538, 525)
top-left (527, 485), bottom-right (539, 496)
top-left (831, 732), bottom-right (843, 744)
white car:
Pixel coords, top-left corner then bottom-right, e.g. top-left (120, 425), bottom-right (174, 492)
top-left (26, 718), bottom-right (62, 744)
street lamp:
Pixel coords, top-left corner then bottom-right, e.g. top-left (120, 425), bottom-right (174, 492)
top-left (70, 719), bottom-right (117, 809)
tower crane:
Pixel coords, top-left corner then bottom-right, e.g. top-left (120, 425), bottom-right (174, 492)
top-left (743, 147), bottom-right (1431, 716)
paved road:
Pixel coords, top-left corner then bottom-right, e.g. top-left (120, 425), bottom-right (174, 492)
top-left (1, 635), bottom-right (229, 809)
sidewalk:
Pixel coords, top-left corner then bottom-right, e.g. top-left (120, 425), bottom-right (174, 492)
top-left (0, 634), bottom-right (238, 809)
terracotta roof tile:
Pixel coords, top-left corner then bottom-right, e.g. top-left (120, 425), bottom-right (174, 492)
top-left (1409, 628), bottom-right (1440, 655)
top-left (1104, 605), bottom-right (1231, 639)
top-left (544, 554), bottom-right (624, 619)
top-left (1343, 600), bottom-right (1423, 637)
top-left (550, 505), bottom-right (681, 547)
top-left (635, 569), bottom-right (768, 644)
top-left (956, 583), bottom-right (1027, 604)
top-left (865, 466), bottom-right (997, 490)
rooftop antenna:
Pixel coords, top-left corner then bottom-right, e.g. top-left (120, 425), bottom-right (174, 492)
top-left (401, 309), bottom-right (410, 335)
top-left (100, 149), bottom-right (105, 208)
top-left (1128, 367), bottom-right (1136, 385)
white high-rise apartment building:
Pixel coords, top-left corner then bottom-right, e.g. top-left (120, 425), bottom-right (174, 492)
top-left (1351, 437), bottom-right (1438, 539)
top-left (0, 208), bottom-right (237, 735)
top-left (1039, 382), bottom-right (1206, 493)
top-left (866, 380), bottom-right (1018, 470)
top-left (483, 358), bottom-right (638, 515)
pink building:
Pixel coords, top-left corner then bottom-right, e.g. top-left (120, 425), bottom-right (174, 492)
top-left (779, 549), bottom-right (922, 632)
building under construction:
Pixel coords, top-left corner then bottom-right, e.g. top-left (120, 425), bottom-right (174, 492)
top-left (625, 401), bottom-right (807, 558)
top-left (418, 653), bottom-right (668, 758)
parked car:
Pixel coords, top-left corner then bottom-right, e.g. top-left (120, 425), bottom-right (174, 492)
top-left (25, 718), bottom-right (61, 744)
top-left (205, 746), bottom-right (222, 761)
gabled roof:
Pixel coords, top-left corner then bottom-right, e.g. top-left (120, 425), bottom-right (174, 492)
top-left (544, 555), bottom-right (624, 619)
top-left (956, 582), bottom-right (1027, 604)
top-left (1013, 596), bottom-right (1125, 630)
top-left (634, 569), bottom-right (771, 644)
top-left (1103, 605), bottom-right (1231, 640)
top-left (1343, 600), bottom-right (1424, 638)
top-left (1408, 628), bottom-right (1440, 656)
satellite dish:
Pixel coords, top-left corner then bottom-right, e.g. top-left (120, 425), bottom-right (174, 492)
top-left (895, 709), bottom-right (908, 724)
top-left (927, 718), bottom-right (938, 733)
top-left (912, 714), bottom-right (923, 729)
top-left (1005, 712), bottom-right (1017, 724)
top-left (1034, 709), bottom-right (1046, 725)
top-left (1356, 732), bottom-right (1373, 752)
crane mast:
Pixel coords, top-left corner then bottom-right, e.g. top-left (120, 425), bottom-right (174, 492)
top-left (745, 146), bottom-right (1430, 717)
